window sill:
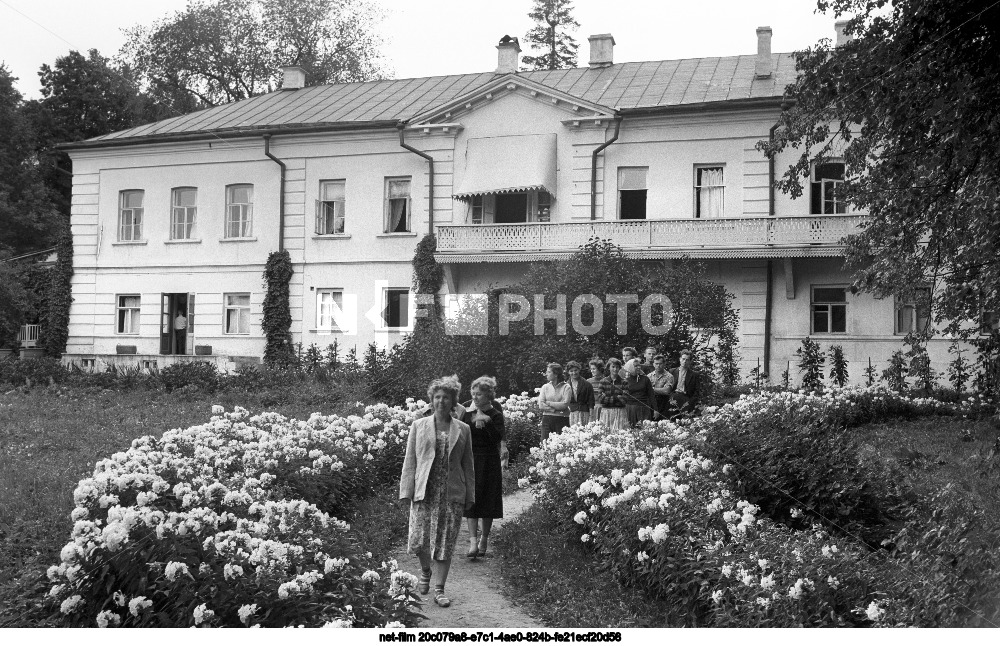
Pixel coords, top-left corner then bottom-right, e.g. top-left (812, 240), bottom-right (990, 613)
top-left (372, 327), bottom-right (411, 333)
top-left (377, 232), bottom-right (417, 238)
top-left (307, 328), bottom-right (344, 333)
top-left (115, 333), bottom-right (141, 336)
top-left (112, 240), bottom-right (148, 246)
top-left (219, 237), bottom-right (258, 243)
top-left (165, 238), bottom-right (202, 245)
top-left (312, 234), bottom-right (352, 240)
top-left (222, 333), bottom-right (251, 336)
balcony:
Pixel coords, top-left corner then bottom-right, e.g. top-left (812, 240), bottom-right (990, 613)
top-left (16, 324), bottom-right (41, 348)
top-left (434, 215), bottom-right (865, 262)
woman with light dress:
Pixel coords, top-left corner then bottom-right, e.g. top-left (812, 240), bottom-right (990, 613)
top-left (597, 358), bottom-right (629, 430)
top-left (399, 375), bottom-right (476, 608)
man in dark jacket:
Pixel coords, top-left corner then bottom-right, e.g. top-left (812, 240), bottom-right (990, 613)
top-left (668, 349), bottom-right (700, 414)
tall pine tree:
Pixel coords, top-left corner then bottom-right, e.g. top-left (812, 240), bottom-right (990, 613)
top-left (521, 0), bottom-right (580, 70)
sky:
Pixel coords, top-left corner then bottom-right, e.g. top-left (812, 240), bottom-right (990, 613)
top-left (0, 0), bottom-right (847, 99)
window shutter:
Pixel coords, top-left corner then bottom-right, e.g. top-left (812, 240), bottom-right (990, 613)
top-left (315, 199), bottom-right (323, 234)
top-left (188, 294), bottom-right (195, 332)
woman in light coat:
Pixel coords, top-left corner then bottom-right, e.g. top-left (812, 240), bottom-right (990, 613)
top-left (399, 375), bottom-right (476, 608)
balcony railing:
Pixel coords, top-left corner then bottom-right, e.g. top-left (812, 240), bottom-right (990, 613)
top-left (17, 324), bottom-right (41, 348)
top-left (434, 215), bottom-right (864, 260)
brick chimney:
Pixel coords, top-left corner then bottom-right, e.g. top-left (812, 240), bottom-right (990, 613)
top-left (835, 20), bottom-right (851, 47)
top-left (755, 26), bottom-right (773, 78)
top-left (588, 34), bottom-right (615, 68)
top-left (496, 35), bottom-right (521, 74)
top-left (281, 65), bottom-right (306, 90)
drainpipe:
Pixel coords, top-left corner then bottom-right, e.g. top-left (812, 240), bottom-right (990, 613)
top-left (398, 123), bottom-right (435, 235)
top-left (763, 102), bottom-right (788, 378)
top-left (591, 114), bottom-right (622, 220)
top-left (263, 134), bottom-right (286, 252)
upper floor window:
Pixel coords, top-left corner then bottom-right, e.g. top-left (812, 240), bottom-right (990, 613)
top-left (536, 190), bottom-right (552, 222)
top-left (224, 293), bottom-right (251, 334)
top-left (895, 287), bottom-right (931, 335)
top-left (695, 166), bottom-right (724, 218)
top-left (225, 184), bottom-right (253, 238)
top-left (618, 167), bottom-right (647, 220)
top-left (811, 161), bottom-right (847, 214)
top-left (385, 178), bottom-right (411, 233)
top-left (119, 190), bottom-right (144, 241)
top-left (811, 286), bottom-right (847, 334)
top-left (116, 295), bottom-right (141, 335)
top-left (316, 180), bottom-right (346, 235)
top-left (171, 187), bottom-right (197, 239)
top-left (470, 195), bottom-right (485, 224)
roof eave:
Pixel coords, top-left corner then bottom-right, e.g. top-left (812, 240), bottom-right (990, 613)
top-left (618, 96), bottom-right (791, 116)
top-left (57, 120), bottom-right (402, 152)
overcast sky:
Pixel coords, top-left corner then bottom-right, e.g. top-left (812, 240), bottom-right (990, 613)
top-left (0, 0), bottom-right (846, 99)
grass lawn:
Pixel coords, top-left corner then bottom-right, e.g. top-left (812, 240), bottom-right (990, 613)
top-left (492, 413), bottom-right (1000, 628)
top-left (0, 385), bottom-right (368, 626)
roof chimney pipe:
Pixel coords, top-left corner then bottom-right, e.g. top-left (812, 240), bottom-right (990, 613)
top-left (496, 35), bottom-right (521, 74)
top-left (834, 20), bottom-right (852, 47)
top-left (588, 34), bottom-right (615, 68)
top-left (281, 65), bottom-right (306, 90)
top-left (755, 26), bottom-right (773, 78)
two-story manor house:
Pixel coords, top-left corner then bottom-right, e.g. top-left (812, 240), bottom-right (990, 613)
top-left (61, 25), bottom-right (943, 380)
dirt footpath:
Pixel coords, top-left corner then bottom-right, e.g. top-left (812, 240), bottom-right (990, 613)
top-left (392, 488), bottom-right (543, 628)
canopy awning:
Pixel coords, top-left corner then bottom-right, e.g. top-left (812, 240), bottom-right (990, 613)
top-left (453, 134), bottom-right (557, 200)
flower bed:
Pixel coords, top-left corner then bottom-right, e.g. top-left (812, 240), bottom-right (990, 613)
top-left (523, 386), bottom-right (997, 627)
top-left (46, 403), bottom-right (425, 628)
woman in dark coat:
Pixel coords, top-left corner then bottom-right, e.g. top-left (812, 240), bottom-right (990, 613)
top-left (461, 375), bottom-right (507, 559)
top-left (566, 360), bottom-right (595, 426)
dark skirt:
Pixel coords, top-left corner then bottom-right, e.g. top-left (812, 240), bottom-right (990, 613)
top-left (464, 452), bottom-right (503, 519)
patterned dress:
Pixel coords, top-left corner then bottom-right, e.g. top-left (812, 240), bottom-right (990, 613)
top-left (407, 420), bottom-right (465, 560)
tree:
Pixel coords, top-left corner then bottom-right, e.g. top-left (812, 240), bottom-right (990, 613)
top-left (120, 0), bottom-right (389, 107)
top-left (24, 49), bottom-right (175, 217)
top-left (761, 0), bottom-right (1000, 345)
top-left (521, 0), bottom-right (580, 70)
top-left (0, 65), bottom-right (60, 256)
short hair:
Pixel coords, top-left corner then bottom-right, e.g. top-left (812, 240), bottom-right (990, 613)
top-left (622, 346), bottom-right (637, 356)
top-left (546, 362), bottom-right (564, 381)
top-left (645, 346), bottom-right (657, 353)
top-left (470, 375), bottom-right (497, 397)
top-left (427, 374), bottom-right (462, 408)
top-left (565, 360), bottom-right (582, 371)
top-left (606, 357), bottom-right (623, 370)
top-left (679, 348), bottom-right (693, 359)
top-left (588, 357), bottom-right (605, 371)
top-left (653, 354), bottom-right (666, 363)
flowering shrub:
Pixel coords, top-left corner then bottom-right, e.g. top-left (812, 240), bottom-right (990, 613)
top-left (497, 392), bottom-right (541, 462)
top-left (46, 403), bottom-right (427, 627)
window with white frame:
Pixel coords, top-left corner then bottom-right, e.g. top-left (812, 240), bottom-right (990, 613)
top-left (171, 187), bottom-right (197, 239)
top-left (119, 190), bottom-right (144, 241)
top-left (618, 167), bottom-right (647, 220)
top-left (316, 289), bottom-right (344, 331)
top-left (536, 190), bottom-right (552, 222)
top-left (224, 293), bottom-right (251, 334)
top-left (316, 180), bottom-right (346, 234)
top-left (385, 178), bottom-right (411, 233)
top-left (383, 288), bottom-right (410, 329)
top-left (894, 287), bottom-right (931, 335)
top-left (695, 166), bottom-right (724, 218)
top-left (116, 295), bottom-right (141, 334)
top-left (470, 195), bottom-right (485, 224)
top-left (811, 161), bottom-right (847, 214)
top-left (811, 286), bottom-right (848, 334)
top-left (225, 184), bottom-right (253, 238)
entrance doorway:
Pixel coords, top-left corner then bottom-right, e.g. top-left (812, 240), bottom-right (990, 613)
top-left (495, 193), bottom-right (528, 223)
top-left (160, 293), bottom-right (195, 355)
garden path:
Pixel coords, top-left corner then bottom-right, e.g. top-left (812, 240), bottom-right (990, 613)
top-left (392, 488), bottom-right (543, 628)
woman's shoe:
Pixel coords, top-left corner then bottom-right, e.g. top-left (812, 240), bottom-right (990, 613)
top-left (433, 590), bottom-right (451, 607)
top-left (477, 538), bottom-right (488, 558)
top-left (466, 536), bottom-right (479, 559)
top-left (418, 568), bottom-right (432, 595)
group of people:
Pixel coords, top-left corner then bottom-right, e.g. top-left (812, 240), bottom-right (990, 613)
top-left (538, 346), bottom-right (701, 439)
top-left (397, 348), bottom-right (701, 609)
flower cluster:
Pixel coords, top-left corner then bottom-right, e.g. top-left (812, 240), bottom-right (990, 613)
top-left (47, 404), bottom-right (423, 628)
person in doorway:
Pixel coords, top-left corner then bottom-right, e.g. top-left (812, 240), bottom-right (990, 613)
top-left (648, 354), bottom-right (676, 420)
top-left (538, 363), bottom-right (572, 442)
top-left (566, 360), bottom-right (595, 427)
top-left (400, 375), bottom-right (476, 608)
top-left (174, 308), bottom-right (188, 355)
top-left (669, 349), bottom-right (701, 414)
top-left (461, 376), bottom-right (507, 560)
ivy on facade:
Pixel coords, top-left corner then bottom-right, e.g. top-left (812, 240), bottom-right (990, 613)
top-left (262, 249), bottom-right (294, 366)
top-left (412, 233), bottom-right (443, 325)
top-left (41, 226), bottom-right (74, 357)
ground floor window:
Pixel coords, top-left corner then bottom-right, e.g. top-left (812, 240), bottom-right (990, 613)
top-left (811, 286), bottom-right (847, 334)
top-left (117, 295), bottom-right (141, 335)
top-left (384, 288), bottom-right (409, 329)
top-left (317, 289), bottom-right (344, 331)
top-left (895, 288), bottom-right (931, 335)
top-left (224, 293), bottom-right (251, 334)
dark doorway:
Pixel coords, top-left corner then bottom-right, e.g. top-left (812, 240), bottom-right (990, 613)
top-left (619, 189), bottom-right (647, 220)
top-left (495, 193), bottom-right (528, 223)
top-left (160, 293), bottom-right (194, 355)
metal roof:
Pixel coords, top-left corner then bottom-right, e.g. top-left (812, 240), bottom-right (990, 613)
top-left (75, 53), bottom-right (797, 147)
